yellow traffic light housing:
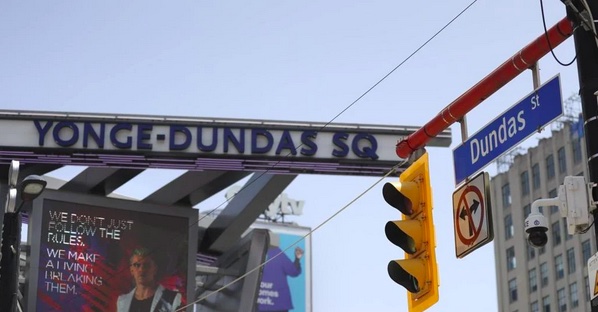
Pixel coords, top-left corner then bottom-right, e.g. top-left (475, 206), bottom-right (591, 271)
top-left (383, 151), bottom-right (438, 312)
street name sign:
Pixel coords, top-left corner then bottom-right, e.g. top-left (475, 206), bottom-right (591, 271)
top-left (453, 75), bottom-right (563, 185)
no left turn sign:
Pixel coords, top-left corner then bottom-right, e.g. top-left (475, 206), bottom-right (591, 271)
top-left (453, 172), bottom-right (494, 258)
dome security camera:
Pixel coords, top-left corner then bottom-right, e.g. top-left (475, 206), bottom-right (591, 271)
top-left (524, 211), bottom-right (549, 248)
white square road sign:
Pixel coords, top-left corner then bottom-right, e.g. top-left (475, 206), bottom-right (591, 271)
top-left (453, 171), bottom-right (494, 258)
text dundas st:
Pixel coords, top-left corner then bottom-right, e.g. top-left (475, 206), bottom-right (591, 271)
top-left (468, 111), bottom-right (525, 164)
top-left (33, 120), bottom-right (380, 160)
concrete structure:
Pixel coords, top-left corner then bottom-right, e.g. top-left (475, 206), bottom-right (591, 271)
top-left (492, 118), bottom-right (596, 312)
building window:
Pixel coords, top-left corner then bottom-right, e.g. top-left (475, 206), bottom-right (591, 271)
top-left (555, 254), bottom-right (564, 280)
top-left (531, 301), bottom-right (539, 312)
top-left (507, 247), bottom-right (516, 271)
top-left (542, 296), bottom-right (550, 312)
top-left (557, 147), bottom-right (566, 173)
top-left (502, 183), bottom-right (511, 208)
top-left (549, 189), bottom-right (559, 214)
top-left (527, 244), bottom-right (536, 261)
top-left (546, 154), bottom-right (555, 179)
top-left (505, 214), bottom-right (514, 240)
top-left (567, 248), bottom-right (576, 274)
top-left (583, 239), bottom-right (592, 265)
top-left (552, 220), bottom-right (561, 245)
top-left (509, 278), bottom-right (518, 303)
top-left (529, 268), bottom-right (537, 293)
top-left (540, 262), bottom-right (549, 287)
top-left (569, 282), bottom-right (579, 308)
top-left (521, 170), bottom-right (530, 196)
top-left (557, 288), bottom-right (566, 312)
top-left (572, 138), bottom-right (582, 164)
top-left (532, 163), bottom-right (541, 189)
top-left (523, 204), bottom-right (531, 219)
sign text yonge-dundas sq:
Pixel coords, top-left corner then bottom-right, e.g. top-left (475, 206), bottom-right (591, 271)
top-left (0, 111), bottom-right (451, 165)
top-left (33, 120), bottom-right (381, 160)
top-left (0, 111), bottom-right (451, 175)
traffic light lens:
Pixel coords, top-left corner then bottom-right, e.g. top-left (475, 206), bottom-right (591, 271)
top-left (388, 261), bottom-right (420, 293)
top-left (385, 221), bottom-right (416, 254)
top-left (383, 183), bottom-right (414, 215)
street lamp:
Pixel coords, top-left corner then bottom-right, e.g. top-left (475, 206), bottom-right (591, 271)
top-left (0, 162), bottom-right (47, 312)
top-left (15, 175), bottom-right (47, 213)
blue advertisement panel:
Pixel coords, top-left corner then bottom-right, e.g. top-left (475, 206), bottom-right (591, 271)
top-left (254, 224), bottom-right (311, 312)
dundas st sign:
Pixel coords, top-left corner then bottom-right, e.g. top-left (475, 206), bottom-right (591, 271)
top-left (0, 110), bottom-right (451, 176)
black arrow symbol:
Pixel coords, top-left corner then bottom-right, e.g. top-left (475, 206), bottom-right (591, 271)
top-left (459, 199), bottom-right (480, 219)
top-left (459, 199), bottom-right (480, 236)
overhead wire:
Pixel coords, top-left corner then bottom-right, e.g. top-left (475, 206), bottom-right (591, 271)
top-left (177, 161), bottom-right (406, 311)
top-left (540, 0), bottom-right (598, 66)
top-left (537, 0), bottom-right (598, 240)
top-left (578, 218), bottom-right (595, 234)
top-left (578, 0), bottom-right (598, 47)
top-left (186, 0), bottom-right (598, 307)
top-left (182, 0), bottom-right (480, 308)
top-left (194, 0), bottom-right (480, 226)
top-left (540, 0), bottom-right (577, 66)
top-left (52, 0), bottom-right (480, 309)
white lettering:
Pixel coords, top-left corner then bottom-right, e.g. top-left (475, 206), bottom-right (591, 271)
top-left (470, 139), bottom-right (479, 164)
top-left (469, 111), bottom-right (526, 165)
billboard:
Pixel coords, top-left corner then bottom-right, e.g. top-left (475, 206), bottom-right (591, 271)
top-left (25, 190), bottom-right (198, 312)
top-left (252, 222), bottom-right (312, 312)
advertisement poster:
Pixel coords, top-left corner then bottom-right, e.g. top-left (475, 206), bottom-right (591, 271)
top-left (254, 223), bottom-right (311, 312)
top-left (27, 191), bottom-right (196, 312)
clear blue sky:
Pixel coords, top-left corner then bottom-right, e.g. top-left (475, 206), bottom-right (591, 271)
top-left (0, 1), bottom-right (582, 311)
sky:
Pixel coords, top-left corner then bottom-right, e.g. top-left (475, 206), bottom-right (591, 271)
top-left (0, 1), bottom-right (584, 311)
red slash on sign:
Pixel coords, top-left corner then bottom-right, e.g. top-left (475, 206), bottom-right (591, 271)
top-left (452, 171), bottom-right (493, 259)
top-left (455, 185), bottom-right (484, 246)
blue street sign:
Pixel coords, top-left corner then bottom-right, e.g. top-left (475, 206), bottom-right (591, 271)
top-left (453, 75), bottom-right (563, 185)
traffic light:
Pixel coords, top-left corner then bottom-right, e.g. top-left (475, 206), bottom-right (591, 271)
top-left (383, 151), bottom-right (438, 312)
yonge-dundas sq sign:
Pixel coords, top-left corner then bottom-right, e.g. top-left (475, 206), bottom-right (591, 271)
top-left (0, 110), bottom-right (451, 175)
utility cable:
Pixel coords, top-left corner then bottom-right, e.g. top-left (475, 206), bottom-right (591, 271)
top-left (178, 0), bottom-right (480, 307)
top-left (176, 161), bottom-right (405, 311)
top-left (561, 0), bottom-right (598, 42)
top-left (51, 0), bottom-right (480, 309)
top-left (578, 0), bottom-right (598, 47)
top-left (540, 0), bottom-right (577, 66)
top-left (196, 0), bottom-right (479, 225)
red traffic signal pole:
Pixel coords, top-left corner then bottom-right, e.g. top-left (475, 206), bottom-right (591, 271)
top-left (395, 17), bottom-right (574, 159)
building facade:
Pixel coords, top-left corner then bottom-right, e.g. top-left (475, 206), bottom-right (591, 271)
top-left (492, 120), bottom-right (596, 312)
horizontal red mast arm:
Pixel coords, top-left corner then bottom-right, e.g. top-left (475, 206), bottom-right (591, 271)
top-left (396, 17), bottom-right (574, 158)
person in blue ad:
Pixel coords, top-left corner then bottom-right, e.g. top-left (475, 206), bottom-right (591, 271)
top-left (257, 232), bottom-right (304, 312)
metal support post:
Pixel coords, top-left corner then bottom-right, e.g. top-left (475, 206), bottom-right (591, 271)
top-left (0, 213), bottom-right (21, 312)
top-left (530, 62), bottom-right (541, 89)
top-left (566, 0), bottom-right (598, 310)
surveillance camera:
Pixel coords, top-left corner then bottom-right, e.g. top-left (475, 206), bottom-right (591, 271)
top-left (524, 211), bottom-right (549, 248)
